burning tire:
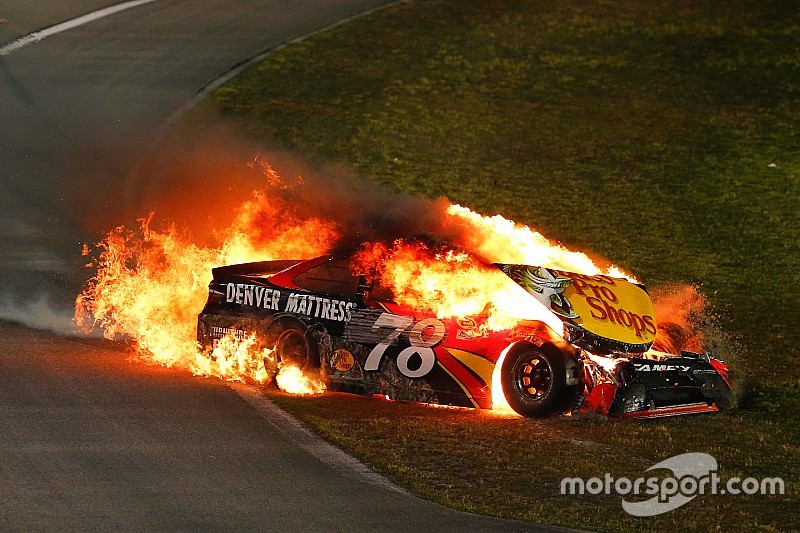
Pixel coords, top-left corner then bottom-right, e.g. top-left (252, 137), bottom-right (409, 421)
top-left (267, 318), bottom-right (319, 372)
top-left (501, 345), bottom-right (579, 417)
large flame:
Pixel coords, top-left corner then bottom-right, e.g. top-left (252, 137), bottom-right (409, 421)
top-left (352, 239), bottom-right (563, 332)
top-left (445, 204), bottom-right (636, 281)
top-left (75, 160), bottom-right (693, 406)
top-left (75, 171), bottom-right (336, 393)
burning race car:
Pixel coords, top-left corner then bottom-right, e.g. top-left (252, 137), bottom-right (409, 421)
top-left (197, 250), bottom-right (733, 418)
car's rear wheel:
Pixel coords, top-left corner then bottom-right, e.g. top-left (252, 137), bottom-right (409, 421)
top-left (274, 328), bottom-right (312, 370)
top-left (267, 319), bottom-right (319, 372)
top-left (501, 346), bottom-right (579, 417)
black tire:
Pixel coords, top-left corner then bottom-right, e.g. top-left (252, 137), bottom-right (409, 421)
top-left (501, 346), bottom-right (579, 417)
top-left (267, 319), bottom-right (319, 372)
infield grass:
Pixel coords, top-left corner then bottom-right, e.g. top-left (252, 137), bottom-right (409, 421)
top-left (207, 1), bottom-right (799, 530)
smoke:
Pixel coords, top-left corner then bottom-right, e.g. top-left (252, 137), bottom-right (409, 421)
top-left (71, 120), bottom-right (462, 251)
top-left (0, 292), bottom-right (93, 336)
top-left (60, 123), bottom-right (271, 243)
top-left (281, 173), bottom-right (456, 251)
top-left (168, 150), bottom-right (460, 253)
top-left (8, 117), bottom-right (725, 354)
top-left (1, 120), bottom-right (298, 335)
top-left (5, 117), bottom-right (442, 335)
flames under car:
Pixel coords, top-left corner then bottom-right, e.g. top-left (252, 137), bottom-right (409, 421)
top-left (197, 254), bottom-right (733, 418)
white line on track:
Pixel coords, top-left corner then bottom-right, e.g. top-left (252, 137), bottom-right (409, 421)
top-left (229, 382), bottom-right (407, 494)
top-left (0, 0), bottom-right (158, 56)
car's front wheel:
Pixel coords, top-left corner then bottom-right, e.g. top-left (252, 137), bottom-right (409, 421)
top-left (501, 346), bottom-right (579, 417)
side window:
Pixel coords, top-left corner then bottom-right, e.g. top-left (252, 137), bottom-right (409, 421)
top-left (293, 258), bottom-right (360, 298)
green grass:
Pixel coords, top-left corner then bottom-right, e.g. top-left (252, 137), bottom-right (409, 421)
top-left (268, 389), bottom-right (798, 532)
top-left (208, 0), bottom-right (799, 530)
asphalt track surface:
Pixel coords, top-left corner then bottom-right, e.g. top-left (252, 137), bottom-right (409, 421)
top-left (0, 0), bottom-right (401, 312)
top-left (1, 322), bottom-right (572, 531)
top-left (0, 3), bottom-right (572, 531)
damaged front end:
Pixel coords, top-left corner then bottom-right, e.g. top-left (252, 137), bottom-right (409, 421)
top-left (578, 351), bottom-right (733, 418)
top-left (499, 264), bottom-right (734, 418)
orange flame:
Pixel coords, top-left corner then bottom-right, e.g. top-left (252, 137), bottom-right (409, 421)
top-left (75, 181), bottom-right (334, 393)
top-left (650, 284), bottom-right (706, 355)
top-left (276, 365), bottom-right (326, 395)
top-left (75, 159), bottom-right (696, 408)
top-left (352, 239), bottom-right (563, 332)
top-left (445, 204), bottom-right (637, 281)
top-left (490, 347), bottom-right (516, 414)
top-left (204, 333), bottom-right (271, 383)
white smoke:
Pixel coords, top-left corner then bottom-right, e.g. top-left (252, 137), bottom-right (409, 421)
top-left (0, 293), bottom-right (97, 336)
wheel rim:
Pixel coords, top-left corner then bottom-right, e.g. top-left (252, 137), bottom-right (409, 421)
top-left (276, 329), bottom-right (309, 369)
top-left (513, 353), bottom-right (553, 401)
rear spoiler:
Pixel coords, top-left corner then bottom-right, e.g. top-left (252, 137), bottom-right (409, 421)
top-left (211, 260), bottom-right (302, 279)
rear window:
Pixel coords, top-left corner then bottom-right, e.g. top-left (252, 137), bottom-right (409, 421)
top-left (293, 258), bottom-right (360, 298)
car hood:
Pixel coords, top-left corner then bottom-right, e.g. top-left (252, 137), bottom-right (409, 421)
top-left (497, 264), bottom-right (657, 354)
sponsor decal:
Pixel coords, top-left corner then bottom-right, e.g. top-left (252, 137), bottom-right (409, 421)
top-left (332, 349), bottom-right (355, 372)
top-left (634, 363), bottom-right (691, 373)
top-left (344, 310), bottom-right (447, 379)
top-left (503, 266), bottom-right (657, 346)
top-left (209, 326), bottom-right (246, 349)
top-left (225, 283), bottom-right (356, 322)
top-left (506, 266), bottom-right (579, 319)
top-left (456, 316), bottom-right (485, 340)
top-left (284, 292), bottom-right (356, 322)
top-left (210, 326), bottom-right (246, 340)
top-left (561, 272), bottom-right (656, 342)
top-left (226, 283), bottom-right (280, 310)
top-left (456, 330), bottom-right (477, 341)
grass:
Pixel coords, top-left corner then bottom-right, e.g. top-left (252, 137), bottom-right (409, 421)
top-left (268, 389), bottom-right (798, 532)
top-left (207, 0), bottom-right (799, 530)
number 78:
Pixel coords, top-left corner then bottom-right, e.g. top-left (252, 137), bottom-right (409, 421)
top-left (364, 313), bottom-right (446, 379)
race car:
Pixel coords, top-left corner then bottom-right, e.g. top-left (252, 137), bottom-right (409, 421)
top-left (196, 253), bottom-right (733, 418)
